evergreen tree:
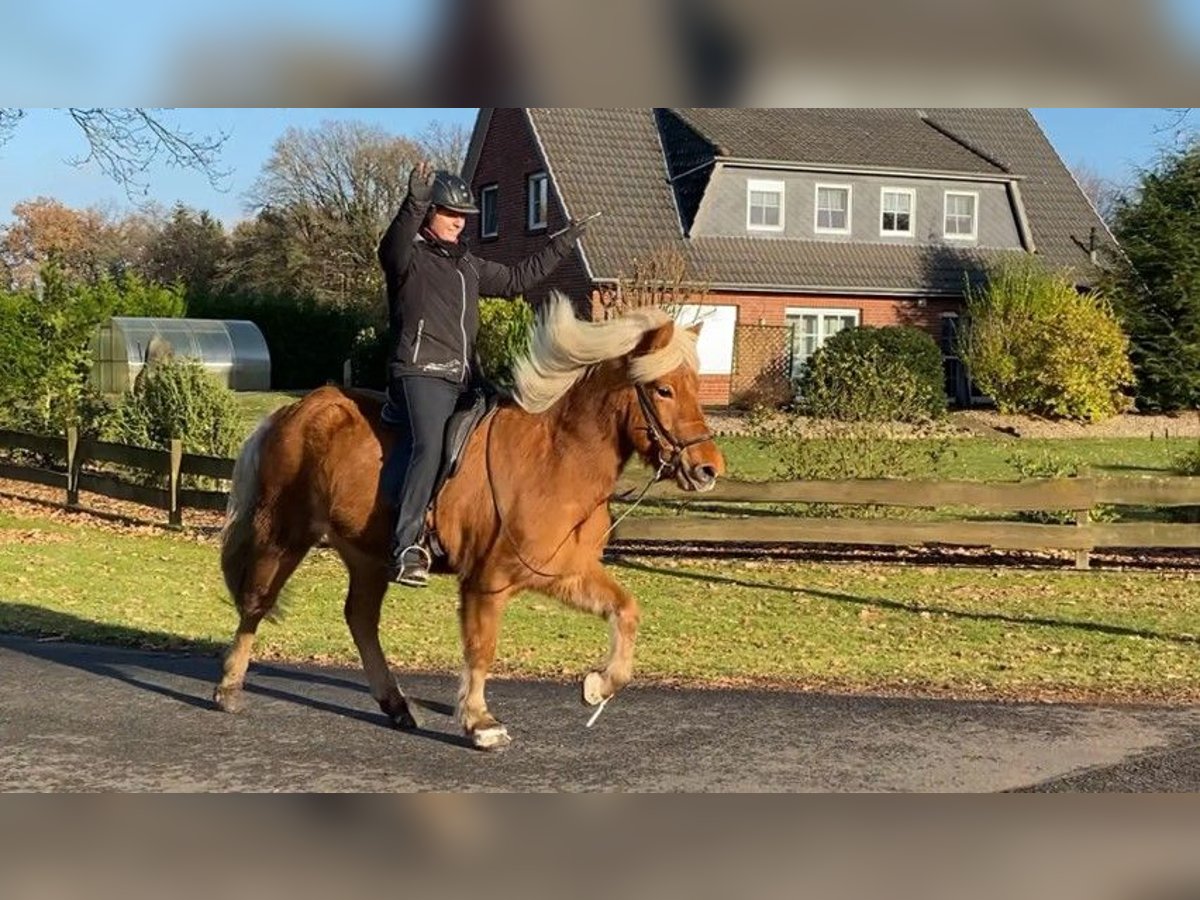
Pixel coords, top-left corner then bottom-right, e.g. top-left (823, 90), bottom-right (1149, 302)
top-left (1106, 143), bottom-right (1200, 411)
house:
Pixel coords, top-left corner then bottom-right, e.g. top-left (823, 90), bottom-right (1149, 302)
top-left (462, 108), bottom-right (1115, 407)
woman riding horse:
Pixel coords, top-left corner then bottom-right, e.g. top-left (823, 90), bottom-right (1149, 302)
top-left (213, 298), bottom-right (723, 751)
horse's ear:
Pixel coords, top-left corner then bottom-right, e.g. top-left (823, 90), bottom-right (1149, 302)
top-left (634, 321), bottom-right (676, 356)
top-left (687, 321), bottom-right (703, 338)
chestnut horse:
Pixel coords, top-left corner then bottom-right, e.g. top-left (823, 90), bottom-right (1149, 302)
top-left (212, 294), bottom-right (724, 749)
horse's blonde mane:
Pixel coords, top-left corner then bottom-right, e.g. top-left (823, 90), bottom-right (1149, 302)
top-left (510, 292), bottom-right (699, 414)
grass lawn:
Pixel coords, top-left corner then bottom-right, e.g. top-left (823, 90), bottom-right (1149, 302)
top-left (234, 392), bottom-right (1190, 484)
top-left (716, 435), bottom-right (1187, 482)
top-left (2, 507), bottom-right (1198, 702)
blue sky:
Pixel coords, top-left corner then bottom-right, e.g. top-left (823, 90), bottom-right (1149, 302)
top-left (0, 108), bottom-right (1185, 226)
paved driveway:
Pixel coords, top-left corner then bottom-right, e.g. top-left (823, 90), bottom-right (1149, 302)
top-left (2, 635), bottom-right (1199, 791)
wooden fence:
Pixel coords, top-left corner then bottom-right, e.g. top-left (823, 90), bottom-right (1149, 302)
top-left (0, 427), bottom-right (232, 527)
top-left (2, 427), bottom-right (1199, 568)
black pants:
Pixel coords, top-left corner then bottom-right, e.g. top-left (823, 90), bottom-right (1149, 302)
top-left (385, 375), bottom-right (465, 564)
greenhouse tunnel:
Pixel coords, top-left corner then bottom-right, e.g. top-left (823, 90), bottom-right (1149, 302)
top-left (89, 317), bottom-right (271, 394)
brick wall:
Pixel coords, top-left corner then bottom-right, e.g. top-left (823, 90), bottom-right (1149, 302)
top-left (697, 291), bottom-right (964, 407)
top-left (469, 108), bottom-right (592, 314)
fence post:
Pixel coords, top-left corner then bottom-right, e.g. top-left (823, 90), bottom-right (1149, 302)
top-left (66, 425), bottom-right (80, 507)
top-left (1074, 508), bottom-right (1091, 570)
top-left (168, 438), bottom-right (183, 527)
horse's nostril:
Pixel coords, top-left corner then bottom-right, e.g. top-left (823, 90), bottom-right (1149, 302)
top-left (695, 464), bottom-right (718, 484)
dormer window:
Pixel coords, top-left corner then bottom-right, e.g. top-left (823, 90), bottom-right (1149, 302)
top-left (944, 190), bottom-right (978, 240)
top-left (747, 179), bottom-right (784, 231)
top-left (880, 188), bottom-right (915, 237)
top-left (815, 184), bottom-right (851, 234)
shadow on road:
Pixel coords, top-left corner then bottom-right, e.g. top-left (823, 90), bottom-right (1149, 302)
top-left (0, 603), bottom-right (461, 744)
top-left (610, 559), bottom-right (1200, 647)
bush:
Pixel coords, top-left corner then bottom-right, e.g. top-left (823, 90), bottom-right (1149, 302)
top-left (107, 356), bottom-right (240, 459)
top-left (796, 325), bottom-right (947, 423)
top-left (0, 263), bottom-right (186, 436)
top-left (476, 297), bottom-right (535, 391)
top-left (187, 289), bottom-right (374, 390)
top-left (958, 259), bottom-right (1134, 422)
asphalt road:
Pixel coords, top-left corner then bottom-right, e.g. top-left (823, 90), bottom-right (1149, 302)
top-left (2, 634), bottom-right (1199, 791)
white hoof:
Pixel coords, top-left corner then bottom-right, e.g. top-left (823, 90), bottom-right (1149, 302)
top-left (582, 671), bottom-right (608, 707)
top-left (472, 724), bottom-right (511, 751)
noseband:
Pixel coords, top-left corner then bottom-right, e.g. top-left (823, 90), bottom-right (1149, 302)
top-left (634, 383), bottom-right (713, 474)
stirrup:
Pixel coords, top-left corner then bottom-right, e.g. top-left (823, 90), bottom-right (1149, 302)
top-left (401, 544), bottom-right (432, 567)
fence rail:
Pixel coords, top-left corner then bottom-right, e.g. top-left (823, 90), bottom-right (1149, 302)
top-left (1, 427), bottom-right (1198, 567)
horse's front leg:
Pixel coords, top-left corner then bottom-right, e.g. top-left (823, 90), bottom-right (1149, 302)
top-left (551, 565), bottom-right (641, 706)
top-left (457, 585), bottom-right (513, 750)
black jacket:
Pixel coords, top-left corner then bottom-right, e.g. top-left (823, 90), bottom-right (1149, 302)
top-left (377, 192), bottom-right (575, 384)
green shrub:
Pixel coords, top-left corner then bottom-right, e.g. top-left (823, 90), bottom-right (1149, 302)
top-left (348, 325), bottom-right (388, 390)
top-left (0, 263), bottom-right (186, 435)
top-left (796, 325), bottom-right (947, 423)
top-left (747, 405), bottom-right (956, 518)
top-left (187, 289), bottom-right (373, 390)
top-left (477, 297), bottom-right (535, 391)
top-left (958, 259), bottom-right (1134, 422)
top-left (107, 356), bottom-right (240, 459)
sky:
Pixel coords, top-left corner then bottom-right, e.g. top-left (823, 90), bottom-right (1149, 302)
top-left (0, 108), bottom-right (1186, 227)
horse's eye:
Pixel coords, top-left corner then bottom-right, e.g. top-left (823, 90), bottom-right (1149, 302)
top-left (655, 385), bottom-right (674, 399)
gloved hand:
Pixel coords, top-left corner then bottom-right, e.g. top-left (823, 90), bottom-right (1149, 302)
top-left (408, 160), bottom-right (434, 201)
top-left (555, 215), bottom-right (593, 248)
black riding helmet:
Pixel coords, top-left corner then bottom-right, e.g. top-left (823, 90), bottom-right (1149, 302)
top-left (430, 171), bottom-right (478, 214)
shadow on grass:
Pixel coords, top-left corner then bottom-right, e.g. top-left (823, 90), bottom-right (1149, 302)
top-left (0, 602), bottom-right (463, 746)
top-left (610, 559), bottom-right (1200, 647)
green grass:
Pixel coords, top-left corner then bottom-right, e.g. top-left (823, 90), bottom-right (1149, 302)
top-left (716, 435), bottom-right (1186, 482)
top-left (232, 391), bottom-right (301, 441)
top-left (2, 508), bottom-right (1198, 701)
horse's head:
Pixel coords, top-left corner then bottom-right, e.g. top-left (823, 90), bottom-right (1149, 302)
top-left (626, 319), bottom-right (725, 492)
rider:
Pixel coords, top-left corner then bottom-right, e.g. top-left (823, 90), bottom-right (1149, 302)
top-left (377, 161), bottom-right (589, 587)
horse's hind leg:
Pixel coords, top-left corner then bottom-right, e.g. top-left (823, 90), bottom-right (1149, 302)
top-left (457, 585), bottom-right (513, 750)
top-left (549, 565), bottom-right (641, 706)
top-left (342, 560), bottom-right (422, 729)
top-left (213, 543), bottom-right (306, 713)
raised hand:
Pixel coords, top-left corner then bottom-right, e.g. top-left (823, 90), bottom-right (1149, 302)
top-left (408, 160), bottom-right (435, 200)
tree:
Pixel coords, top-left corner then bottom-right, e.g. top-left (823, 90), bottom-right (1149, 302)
top-left (1105, 141), bottom-right (1200, 411)
top-left (419, 120), bottom-right (471, 173)
top-left (0, 197), bottom-right (164, 287)
top-left (1070, 163), bottom-right (1121, 224)
top-left (0, 108), bottom-right (228, 198)
top-left (144, 204), bottom-right (229, 295)
top-left (237, 120), bottom-right (422, 305)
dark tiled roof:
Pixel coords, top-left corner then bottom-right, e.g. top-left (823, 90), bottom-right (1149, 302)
top-left (523, 108), bottom-right (1112, 293)
top-left (674, 108), bottom-right (1007, 175)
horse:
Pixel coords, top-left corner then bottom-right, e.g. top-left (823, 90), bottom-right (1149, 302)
top-left (212, 293), bottom-right (725, 749)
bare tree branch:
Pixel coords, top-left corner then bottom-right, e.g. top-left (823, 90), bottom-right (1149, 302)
top-left (0, 108), bottom-right (26, 144)
top-left (64, 108), bottom-right (231, 198)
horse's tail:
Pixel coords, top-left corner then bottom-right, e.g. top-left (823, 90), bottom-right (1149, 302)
top-left (220, 415), bottom-right (273, 604)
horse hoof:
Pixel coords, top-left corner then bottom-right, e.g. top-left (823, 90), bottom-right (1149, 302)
top-left (582, 671), bottom-right (608, 707)
top-left (382, 695), bottom-right (423, 731)
top-left (471, 724), bottom-right (511, 751)
top-left (212, 686), bottom-right (243, 714)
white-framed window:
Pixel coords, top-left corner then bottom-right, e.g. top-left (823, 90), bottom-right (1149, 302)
top-left (527, 172), bottom-right (548, 230)
top-left (880, 187), bottom-right (915, 236)
top-left (943, 190), bottom-right (979, 240)
top-left (785, 307), bottom-right (861, 379)
top-left (746, 179), bottom-right (785, 231)
top-left (815, 184), bottom-right (852, 234)
top-left (479, 184), bottom-right (499, 238)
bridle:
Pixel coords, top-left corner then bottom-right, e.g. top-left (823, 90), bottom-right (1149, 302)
top-left (633, 382), bottom-right (713, 475)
